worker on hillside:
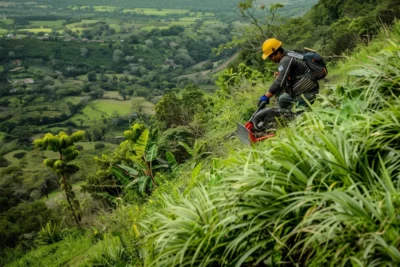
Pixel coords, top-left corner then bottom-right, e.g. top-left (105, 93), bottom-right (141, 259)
top-left (257, 38), bottom-right (319, 110)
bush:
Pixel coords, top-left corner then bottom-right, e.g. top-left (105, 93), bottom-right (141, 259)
top-left (13, 151), bottom-right (27, 159)
top-left (0, 156), bottom-right (10, 167)
top-left (75, 144), bottom-right (84, 151)
top-left (94, 143), bottom-right (105, 150)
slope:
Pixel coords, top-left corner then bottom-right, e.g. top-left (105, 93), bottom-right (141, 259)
top-left (8, 20), bottom-right (400, 267)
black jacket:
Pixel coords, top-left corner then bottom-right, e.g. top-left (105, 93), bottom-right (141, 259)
top-left (268, 51), bottom-right (319, 96)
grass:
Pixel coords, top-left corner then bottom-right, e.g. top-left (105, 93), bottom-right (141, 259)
top-left (103, 91), bottom-right (124, 100)
top-left (68, 5), bottom-right (90, 10)
top-left (140, 26), bottom-right (170, 31)
top-left (65, 96), bottom-right (155, 127)
top-left (93, 5), bottom-right (118, 12)
top-left (123, 8), bottom-right (190, 15)
top-left (65, 20), bottom-right (99, 29)
top-left (29, 65), bottom-right (55, 75)
top-left (63, 96), bottom-right (84, 105)
top-left (3, 149), bottom-right (27, 164)
top-left (17, 28), bottom-right (52, 33)
top-left (90, 99), bottom-right (133, 116)
top-left (29, 20), bottom-right (65, 28)
top-left (0, 28), bottom-right (8, 34)
top-left (75, 141), bottom-right (118, 151)
top-left (7, 231), bottom-right (93, 267)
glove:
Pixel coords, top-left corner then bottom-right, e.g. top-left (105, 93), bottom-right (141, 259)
top-left (257, 95), bottom-right (269, 109)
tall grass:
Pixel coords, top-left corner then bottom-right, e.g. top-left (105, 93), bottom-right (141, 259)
top-left (141, 32), bottom-right (400, 266)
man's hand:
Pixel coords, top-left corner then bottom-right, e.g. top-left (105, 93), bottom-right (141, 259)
top-left (257, 95), bottom-right (269, 109)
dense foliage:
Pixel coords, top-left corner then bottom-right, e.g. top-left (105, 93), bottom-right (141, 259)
top-left (2, 0), bottom-right (400, 266)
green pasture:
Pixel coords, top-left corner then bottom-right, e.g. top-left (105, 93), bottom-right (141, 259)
top-left (36, 5), bottom-right (51, 8)
top-left (94, 6), bottom-right (118, 12)
top-left (76, 73), bottom-right (137, 81)
top-left (0, 19), bottom-right (13, 25)
top-left (0, 3), bottom-right (15, 7)
top-left (178, 17), bottom-right (201, 22)
top-left (67, 97), bottom-right (155, 126)
top-left (203, 20), bottom-right (223, 25)
top-left (170, 21), bottom-right (195, 26)
top-left (103, 91), bottom-right (124, 100)
top-left (67, 99), bottom-right (132, 126)
top-left (63, 96), bottom-right (84, 105)
top-left (3, 150), bottom-right (29, 165)
top-left (109, 23), bottom-right (122, 32)
top-left (123, 8), bottom-right (189, 15)
top-left (140, 26), bottom-right (170, 31)
top-left (0, 28), bottom-right (8, 34)
top-left (65, 20), bottom-right (99, 29)
top-left (75, 141), bottom-right (118, 151)
top-left (68, 5), bottom-right (90, 10)
top-left (17, 28), bottom-right (52, 33)
top-left (0, 65), bottom-right (4, 71)
top-left (30, 20), bottom-right (65, 27)
top-left (90, 99), bottom-right (133, 116)
top-left (0, 140), bottom-right (17, 155)
top-left (29, 65), bottom-right (55, 75)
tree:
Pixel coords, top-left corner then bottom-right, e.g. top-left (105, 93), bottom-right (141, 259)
top-left (215, 1), bottom-right (284, 65)
top-left (32, 131), bottom-right (85, 225)
top-left (113, 49), bottom-right (125, 63)
top-left (155, 86), bottom-right (207, 130)
top-left (80, 47), bottom-right (88, 57)
top-left (87, 71), bottom-right (97, 82)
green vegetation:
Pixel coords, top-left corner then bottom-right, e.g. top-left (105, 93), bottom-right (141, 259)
top-left (33, 131), bottom-right (86, 225)
top-left (1, 0), bottom-right (400, 266)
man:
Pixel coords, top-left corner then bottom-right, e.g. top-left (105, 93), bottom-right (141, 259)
top-left (258, 38), bottom-right (319, 110)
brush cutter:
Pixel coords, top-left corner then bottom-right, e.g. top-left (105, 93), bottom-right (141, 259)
top-left (237, 101), bottom-right (275, 145)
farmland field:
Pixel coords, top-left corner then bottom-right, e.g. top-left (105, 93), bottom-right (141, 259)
top-left (17, 28), bottom-right (52, 33)
top-left (30, 20), bottom-right (66, 27)
top-left (65, 20), bottom-right (99, 29)
top-left (123, 8), bottom-right (190, 15)
top-left (93, 6), bottom-right (118, 12)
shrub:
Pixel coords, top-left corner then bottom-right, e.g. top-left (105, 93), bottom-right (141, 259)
top-left (0, 155), bottom-right (10, 167)
top-left (35, 222), bottom-right (63, 246)
top-left (94, 143), bottom-right (105, 150)
top-left (13, 151), bottom-right (27, 159)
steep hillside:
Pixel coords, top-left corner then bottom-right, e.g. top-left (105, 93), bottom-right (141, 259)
top-left (2, 0), bottom-right (400, 266)
top-left (6, 19), bottom-right (400, 267)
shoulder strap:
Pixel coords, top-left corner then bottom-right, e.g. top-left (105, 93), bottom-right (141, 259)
top-left (286, 51), bottom-right (304, 60)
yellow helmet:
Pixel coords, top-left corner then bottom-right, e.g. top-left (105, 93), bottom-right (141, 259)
top-left (261, 38), bottom-right (282, 60)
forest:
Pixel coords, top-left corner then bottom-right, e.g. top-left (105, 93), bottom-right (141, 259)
top-left (0, 0), bottom-right (400, 266)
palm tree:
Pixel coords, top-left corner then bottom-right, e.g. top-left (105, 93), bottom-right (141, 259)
top-left (33, 131), bottom-right (85, 225)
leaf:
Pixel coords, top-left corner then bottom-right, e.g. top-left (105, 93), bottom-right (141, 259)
top-left (138, 176), bottom-right (151, 194)
top-left (116, 164), bottom-right (139, 177)
top-left (133, 128), bottom-right (149, 159)
top-left (111, 166), bottom-right (131, 186)
top-left (145, 143), bottom-right (158, 162)
top-left (166, 151), bottom-right (179, 173)
top-left (178, 141), bottom-right (194, 156)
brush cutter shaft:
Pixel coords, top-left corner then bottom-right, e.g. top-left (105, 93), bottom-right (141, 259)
top-left (249, 101), bottom-right (267, 121)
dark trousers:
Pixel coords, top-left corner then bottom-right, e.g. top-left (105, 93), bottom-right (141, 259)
top-left (277, 88), bottom-right (319, 110)
top-left (252, 89), bottom-right (319, 130)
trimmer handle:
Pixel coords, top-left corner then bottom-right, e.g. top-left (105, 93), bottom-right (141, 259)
top-left (250, 101), bottom-right (267, 121)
